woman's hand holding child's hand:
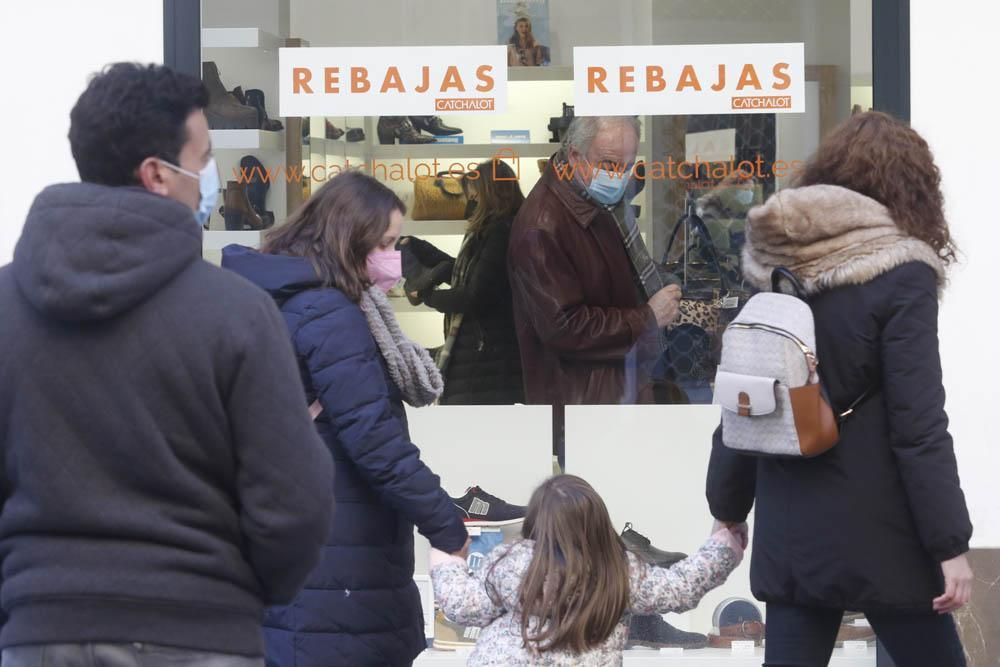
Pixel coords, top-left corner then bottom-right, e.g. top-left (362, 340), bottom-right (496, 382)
top-left (710, 520), bottom-right (748, 564)
top-left (429, 537), bottom-right (472, 570)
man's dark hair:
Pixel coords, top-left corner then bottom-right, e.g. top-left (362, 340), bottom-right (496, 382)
top-left (69, 62), bottom-right (209, 186)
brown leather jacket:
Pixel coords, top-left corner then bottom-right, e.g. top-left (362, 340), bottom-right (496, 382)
top-left (508, 159), bottom-right (658, 405)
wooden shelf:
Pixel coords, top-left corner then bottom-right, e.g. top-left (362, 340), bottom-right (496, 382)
top-left (202, 28), bottom-right (281, 50)
top-left (210, 129), bottom-right (285, 150)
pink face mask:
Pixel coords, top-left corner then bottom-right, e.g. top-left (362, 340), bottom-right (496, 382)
top-left (366, 248), bottom-right (402, 292)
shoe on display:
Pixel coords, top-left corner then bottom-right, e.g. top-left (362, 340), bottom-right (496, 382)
top-left (409, 115), bottom-right (463, 136)
top-left (345, 127), bottom-right (366, 142)
top-left (377, 116), bottom-right (437, 144)
top-left (547, 102), bottom-right (575, 143)
top-left (621, 523), bottom-right (687, 568)
top-left (222, 181), bottom-right (264, 231)
top-left (626, 614), bottom-right (708, 650)
top-left (244, 89), bottom-right (283, 131)
top-left (452, 486), bottom-right (526, 526)
top-left (238, 155), bottom-right (272, 226)
top-left (432, 608), bottom-right (481, 650)
top-left (325, 120), bottom-right (344, 140)
top-left (202, 62), bottom-right (258, 130)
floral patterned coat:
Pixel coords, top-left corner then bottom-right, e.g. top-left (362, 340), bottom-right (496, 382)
top-left (430, 532), bottom-right (740, 666)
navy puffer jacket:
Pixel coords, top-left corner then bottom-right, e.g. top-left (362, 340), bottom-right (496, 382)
top-left (223, 246), bottom-right (468, 667)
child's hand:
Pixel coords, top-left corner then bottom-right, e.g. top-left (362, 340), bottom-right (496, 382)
top-left (711, 519), bottom-right (749, 550)
top-left (710, 522), bottom-right (746, 564)
top-left (429, 546), bottom-right (468, 570)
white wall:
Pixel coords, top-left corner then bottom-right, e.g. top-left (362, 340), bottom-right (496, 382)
top-left (911, 0), bottom-right (1000, 547)
top-left (0, 0), bottom-right (163, 265)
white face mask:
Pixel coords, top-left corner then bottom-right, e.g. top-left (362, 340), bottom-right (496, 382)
top-left (160, 157), bottom-right (220, 228)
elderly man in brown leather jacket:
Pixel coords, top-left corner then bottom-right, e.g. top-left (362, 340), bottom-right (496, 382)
top-left (508, 116), bottom-right (681, 410)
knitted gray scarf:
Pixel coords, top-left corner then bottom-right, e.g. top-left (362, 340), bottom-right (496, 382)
top-left (359, 286), bottom-right (444, 407)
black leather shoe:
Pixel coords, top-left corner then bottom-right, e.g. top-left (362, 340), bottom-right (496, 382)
top-left (410, 115), bottom-right (462, 136)
top-left (245, 89), bottom-right (283, 131)
top-left (547, 102), bottom-right (575, 143)
top-left (621, 523), bottom-right (688, 568)
top-left (325, 120), bottom-right (344, 140)
top-left (377, 116), bottom-right (436, 144)
top-left (345, 127), bottom-right (365, 142)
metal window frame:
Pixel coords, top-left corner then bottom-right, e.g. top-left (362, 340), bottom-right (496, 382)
top-left (163, 2), bottom-right (909, 661)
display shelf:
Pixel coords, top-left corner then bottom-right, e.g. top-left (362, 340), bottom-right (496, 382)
top-left (414, 647), bottom-right (875, 665)
top-left (202, 230), bottom-right (263, 251)
top-left (210, 129), bottom-right (285, 150)
top-left (202, 28), bottom-right (281, 50)
top-left (508, 65), bottom-right (574, 82)
top-left (371, 142), bottom-right (559, 160)
top-left (307, 136), bottom-right (370, 160)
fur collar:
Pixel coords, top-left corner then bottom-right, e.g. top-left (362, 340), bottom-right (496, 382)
top-left (742, 184), bottom-right (945, 295)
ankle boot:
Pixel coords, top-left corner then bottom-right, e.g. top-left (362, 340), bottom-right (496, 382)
top-left (223, 181), bottom-right (264, 231)
top-left (238, 155), bottom-right (271, 221)
top-left (547, 102), bottom-right (575, 143)
top-left (244, 89), bottom-right (284, 131)
top-left (377, 116), bottom-right (436, 144)
top-left (409, 116), bottom-right (462, 136)
top-left (202, 62), bottom-right (258, 130)
top-left (325, 120), bottom-right (344, 140)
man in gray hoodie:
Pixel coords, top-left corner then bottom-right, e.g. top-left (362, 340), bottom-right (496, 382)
top-left (0, 63), bottom-right (333, 666)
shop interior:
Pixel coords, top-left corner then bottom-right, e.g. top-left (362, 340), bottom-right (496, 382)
top-left (198, 0), bottom-right (879, 663)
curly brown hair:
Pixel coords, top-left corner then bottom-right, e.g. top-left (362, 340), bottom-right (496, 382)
top-left (795, 111), bottom-right (956, 264)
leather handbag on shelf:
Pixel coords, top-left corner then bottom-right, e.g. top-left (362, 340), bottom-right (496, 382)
top-left (411, 171), bottom-right (467, 220)
top-left (657, 197), bottom-right (750, 386)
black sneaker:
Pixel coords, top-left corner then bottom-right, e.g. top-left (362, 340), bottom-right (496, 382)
top-left (452, 486), bottom-right (526, 526)
top-left (627, 614), bottom-right (708, 650)
top-left (621, 523), bottom-right (688, 568)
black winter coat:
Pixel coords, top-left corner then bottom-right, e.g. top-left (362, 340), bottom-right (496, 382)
top-left (708, 261), bottom-right (972, 613)
top-left (708, 201), bottom-right (974, 618)
top-left (223, 246), bottom-right (468, 667)
top-left (422, 217), bottom-right (524, 405)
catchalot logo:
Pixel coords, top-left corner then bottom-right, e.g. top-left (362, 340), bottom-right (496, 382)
top-left (279, 46), bottom-right (507, 117)
top-left (573, 43), bottom-right (805, 116)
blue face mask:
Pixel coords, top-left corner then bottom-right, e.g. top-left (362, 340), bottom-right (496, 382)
top-left (161, 157), bottom-right (220, 228)
top-left (734, 188), bottom-right (755, 206)
top-left (587, 167), bottom-right (631, 205)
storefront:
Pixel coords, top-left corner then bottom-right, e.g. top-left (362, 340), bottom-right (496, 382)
top-left (163, 1), bottom-right (912, 664)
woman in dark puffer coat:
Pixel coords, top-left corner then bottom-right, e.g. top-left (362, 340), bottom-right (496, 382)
top-left (404, 160), bottom-right (525, 404)
top-left (706, 112), bottom-right (973, 667)
top-left (223, 171), bottom-right (468, 667)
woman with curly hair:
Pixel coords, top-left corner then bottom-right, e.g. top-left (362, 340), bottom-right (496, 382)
top-left (707, 111), bottom-right (973, 667)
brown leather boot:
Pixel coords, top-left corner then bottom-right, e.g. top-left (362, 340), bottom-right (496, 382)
top-left (203, 62), bottom-right (258, 130)
top-left (223, 181), bottom-right (264, 230)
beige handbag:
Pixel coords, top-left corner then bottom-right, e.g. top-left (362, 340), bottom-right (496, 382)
top-left (411, 173), bottom-right (467, 220)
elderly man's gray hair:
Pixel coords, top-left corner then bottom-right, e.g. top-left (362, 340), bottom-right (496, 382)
top-left (563, 116), bottom-right (642, 155)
